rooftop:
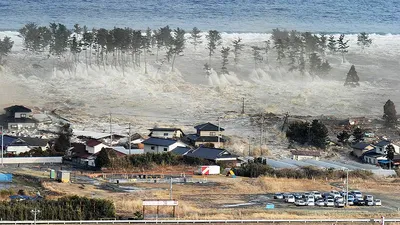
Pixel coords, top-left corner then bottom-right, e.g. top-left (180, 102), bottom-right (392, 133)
top-left (194, 122), bottom-right (225, 131)
top-left (351, 142), bottom-right (372, 150)
top-left (375, 140), bottom-right (391, 147)
top-left (186, 147), bottom-right (237, 161)
top-left (86, 139), bottom-right (104, 147)
top-left (149, 128), bottom-right (182, 132)
top-left (142, 137), bottom-right (178, 147)
top-left (4, 105), bottom-right (32, 113)
top-left (171, 146), bottom-right (191, 155)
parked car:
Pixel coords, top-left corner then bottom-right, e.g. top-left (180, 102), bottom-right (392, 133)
top-left (354, 199), bottom-right (365, 206)
top-left (307, 195), bottom-right (315, 202)
top-left (374, 199), bottom-right (382, 206)
top-left (302, 192), bottom-right (311, 198)
top-left (274, 193), bottom-right (284, 199)
top-left (335, 201), bottom-right (345, 208)
top-left (364, 195), bottom-right (373, 202)
top-left (347, 199), bottom-right (354, 206)
top-left (307, 199), bottom-right (315, 206)
top-left (325, 195), bottom-right (334, 201)
top-left (347, 195), bottom-right (355, 202)
top-left (283, 193), bottom-right (290, 199)
top-left (285, 195), bottom-right (295, 203)
top-left (294, 193), bottom-right (303, 199)
top-left (295, 199), bottom-right (307, 206)
top-left (365, 199), bottom-right (374, 206)
top-left (312, 191), bottom-right (322, 199)
top-left (350, 190), bottom-right (362, 198)
top-left (335, 196), bottom-right (344, 203)
top-left (316, 200), bottom-right (325, 206)
top-left (330, 191), bottom-right (341, 198)
top-left (340, 191), bottom-right (347, 197)
top-left (325, 199), bottom-right (334, 207)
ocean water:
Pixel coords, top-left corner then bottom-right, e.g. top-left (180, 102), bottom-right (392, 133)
top-left (0, 0), bottom-right (399, 33)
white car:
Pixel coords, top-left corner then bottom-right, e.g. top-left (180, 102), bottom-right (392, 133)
top-left (365, 200), bottom-right (374, 206)
top-left (295, 199), bottom-right (307, 206)
top-left (312, 191), bottom-right (322, 199)
top-left (350, 190), bottom-right (362, 198)
top-left (325, 199), bottom-right (334, 207)
top-left (330, 191), bottom-right (341, 198)
top-left (316, 200), bottom-right (325, 206)
top-left (307, 195), bottom-right (315, 202)
top-left (307, 199), bottom-right (315, 206)
top-left (374, 199), bottom-right (382, 206)
top-left (335, 201), bottom-right (345, 208)
top-left (364, 195), bottom-right (374, 201)
top-left (335, 196), bottom-right (344, 203)
top-left (285, 195), bottom-right (295, 203)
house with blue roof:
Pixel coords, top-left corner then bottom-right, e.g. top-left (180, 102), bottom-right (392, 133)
top-left (187, 122), bottom-right (226, 148)
top-left (142, 137), bottom-right (186, 154)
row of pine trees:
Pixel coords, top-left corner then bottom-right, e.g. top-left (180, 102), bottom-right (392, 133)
top-left (0, 196), bottom-right (115, 220)
top-left (0, 23), bottom-right (373, 78)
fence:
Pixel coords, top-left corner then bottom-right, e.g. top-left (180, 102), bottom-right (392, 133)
top-left (0, 157), bottom-right (63, 164)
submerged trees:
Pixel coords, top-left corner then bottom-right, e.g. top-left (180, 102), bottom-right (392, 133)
top-left (344, 65), bottom-right (360, 86)
top-left (0, 36), bottom-right (14, 65)
top-left (220, 46), bottom-right (230, 74)
top-left (383, 99), bottom-right (397, 126)
top-left (357, 32), bottom-right (372, 51)
top-left (206, 30), bottom-right (222, 66)
top-left (189, 27), bottom-right (202, 50)
top-left (232, 37), bottom-right (244, 66)
top-left (337, 34), bottom-right (349, 62)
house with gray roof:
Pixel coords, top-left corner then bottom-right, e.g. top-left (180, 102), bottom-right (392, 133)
top-left (188, 122), bottom-right (226, 148)
top-left (374, 140), bottom-right (399, 155)
top-left (185, 147), bottom-right (238, 163)
top-left (148, 127), bottom-right (184, 139)
top-left (3, 105), bottom-right (37, 130)
top-left (171, 146), bottom-right (191, 156)
top-left (142, 137), bottom-right (186, 154)
top-left (352, 142), bottom-right (375, 158)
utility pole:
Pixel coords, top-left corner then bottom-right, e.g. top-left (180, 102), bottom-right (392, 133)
top-left (170, 177), bottom-right (173, 200)
top-left (241, 97), bottom-right (245, 114)
top-left (128, 123), bottom-right (131, 155)
top-left (31, 208), bottom-right (41, 225)
top-left (346, 169), bottom-right (349, 207)
top-left (109, 113), bottom-right (113, 147)
top-left (1, 126), bottom-right (3, 167)
top-left (248, 136), bottom-right (251, 156)
top-left (217, 117), bottom-right (221, 147)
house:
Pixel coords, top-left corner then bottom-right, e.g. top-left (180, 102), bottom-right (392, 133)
top-left (67, 143), bottom-right (95, 167)
top-left (185, 147), bottom-right (238, 164)
top-left (112, 146), bottom-right (144, 155)
top-left (142, 137), bottom-right (186, 154)
top-left (74, 130), bottom-right (126, 146)
top-left (352, 142), bottom-right (375, 158)
top-left (362, 150), bottom-right (387, 165)
top-left (1, 135), bottom-right (49, 155)
top-left (291, 150), bottom-right (321, 160)
top-left (170, 146), bottom-right (191, 156)
top-left (148, 128), bottom-right (184, 139)
top-left (374, 140), bottom-right (400, 155)
top-left (187, 122), bottom-right (226, 148)
top-left (3, 105), bottom-right (37, 130)
top-left (85, 139), bottom-right (109, 154)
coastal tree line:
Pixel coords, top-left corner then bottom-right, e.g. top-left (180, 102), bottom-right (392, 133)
top-left (0, 23), bottom-right (373, 79)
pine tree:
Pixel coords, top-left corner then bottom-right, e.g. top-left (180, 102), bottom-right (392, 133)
top-left (263, 40), bottom-right (271, 64)
top-left (309, 120), bottom-right (328, 148)
top-left (319, 60), bottom-right (332, 77)
top-left (251, 46), bottom-right (263, 69)
top-left (298, 48), bottom-right (306, 76)
top-left (206, 30), bottom-right (222, 66)
top-left (344, 65), bottom-right (360, 86)
top-left (220, 46), bottom-right (230, 74)
top-left (327, 35), bottom-right (337, 53)
top-left (309, 53), bottom-right (322, 77)
top-left (274, 39), bottom-right (285, 65)
top-left (232, 37), bottom-right (244, 66)
top-left (0, 36), bottom-right (14, 65)
top-left (203, 63), bottom-right (211, 77)
top-left (357, 32), bottom-right (372, 51)
top-left (95, 148), bottom-right (112, 169)
top-left (337, 34), bottom-right (349, 63)
top-left (169, 28), bottom-right (186, 70)
top-left (189, 27), bottom-right (202, 50)
top-left (54, 123), bottom-right (73, 153)
top-left (318, 34), bottom-right (327, 57)
top-left (383, 99), bottom-right (397, 126)
top-left (337, 130), bottom-right (351, 144)
top-left (352, 127), bottom-right (364, 143)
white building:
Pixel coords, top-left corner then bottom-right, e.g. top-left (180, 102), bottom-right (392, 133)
top-left (142, 137), bottom-right (186, 154)
top-left (148, 128), bottom-right (184, 139)
top-left (85, 140), bottom-right (109, 154)
top-left (374, 140), bottom-right (400, 155)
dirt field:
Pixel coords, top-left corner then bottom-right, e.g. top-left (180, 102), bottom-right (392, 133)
top-left (38, 173), bottom-right (400, 220)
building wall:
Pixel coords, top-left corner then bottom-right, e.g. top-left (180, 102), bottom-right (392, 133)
top-left (6, 146), bottom-right (31, 155)
top-left (86, 144), bottom-right (108, 154)
top-left (293, 155), bottom-right (319, 161)
top-left (150, 131), bottom-right (176, 139)
top-left (195, 141), bottom-right (223, 148)
top-left (375, 144), bottom-right (400, 154)
top-left (199, 131), bottom-right (223, 137)
top-left (144, 142), bottom-right (186, 154)
top-left (0, 157), bottom-right (62, 164)
top-left (14, 112), bottom-right (33, 119)
top-left (8, 123), bottom-right (36, 130)
top-left (363, 156), bottom-right (386, 165)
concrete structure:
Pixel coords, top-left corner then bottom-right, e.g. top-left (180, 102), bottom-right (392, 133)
top-left (143, 137), bottom-right (186, 154)
top-left (363, 151), bottom-right (387, 165)
top-left (0, 157), bottom-right (62, 164)
top-left (291, 150), bottom-right (321, 160)
top-left (85, 139), bottom-right (109, 154)
top-left (194, 165), bottom-right (220, 175)
top-left (148, 128), bottom-right (184, 139)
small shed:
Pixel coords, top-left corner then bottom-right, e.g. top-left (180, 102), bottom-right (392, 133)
top-left (57, 170), bottom-right (71, 183)
top-left (291, 150), bottom-right (321, 161)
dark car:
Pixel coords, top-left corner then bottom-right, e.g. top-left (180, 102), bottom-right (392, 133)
top-left (354, 199), bottom-right (365, 206)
